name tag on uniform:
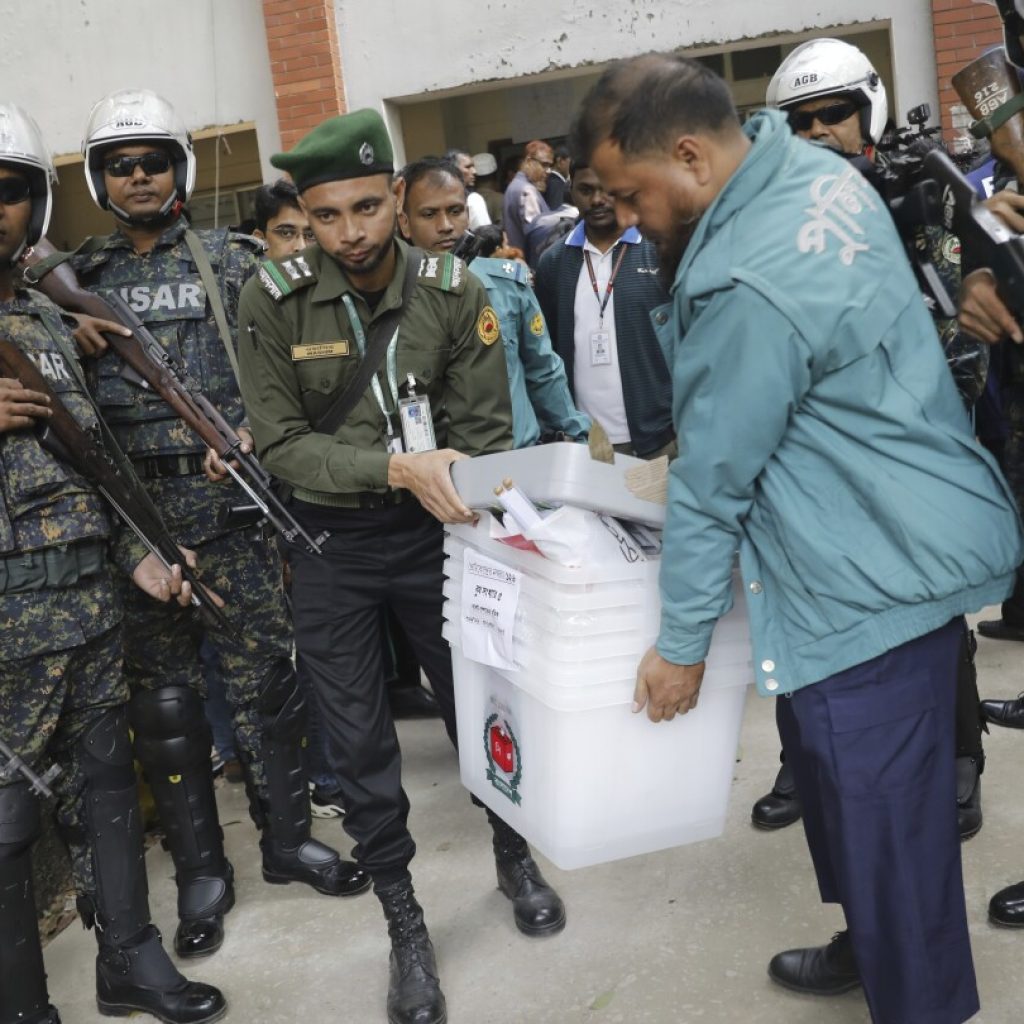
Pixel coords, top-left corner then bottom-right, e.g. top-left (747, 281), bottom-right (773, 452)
top-left (290, 341), bottom-right (350, 361)
top-left (590, 330), bottom-right (612, 366)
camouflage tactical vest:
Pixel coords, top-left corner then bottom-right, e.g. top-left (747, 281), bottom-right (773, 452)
top-left (0, 292), bottom-right (110, 555)
top-left (72, 223), bottom-right (260, 459)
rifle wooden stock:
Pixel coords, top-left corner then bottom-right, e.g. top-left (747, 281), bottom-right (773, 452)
top-left (0, 337), bottom-right (236, 635)
top-left (21, 238), bottom-right (327, 555)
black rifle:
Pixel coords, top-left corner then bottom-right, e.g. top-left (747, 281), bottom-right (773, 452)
top-left (21, 240), bottom-right (328, 555)
top-left (0, 737), bottom-right (60, 798)
top-left (0, 338), bottom-right (235, 636)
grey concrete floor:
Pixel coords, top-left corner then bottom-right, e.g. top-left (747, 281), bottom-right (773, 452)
top-left (44, 607), bottom-right (1024, 1024)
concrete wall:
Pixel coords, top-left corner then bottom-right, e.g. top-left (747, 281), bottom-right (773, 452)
top-left (336, 0), bottom-right (939, 155)
top-left (0, 0), bottom-right (281, 174)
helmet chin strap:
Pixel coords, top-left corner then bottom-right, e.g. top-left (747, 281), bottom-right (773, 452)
top-left (109, 195), bottom-right (184, 228)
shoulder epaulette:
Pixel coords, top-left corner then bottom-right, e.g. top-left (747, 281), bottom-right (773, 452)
top-left (415, 252), bottom-right (467, 294)
top-left (227, 230), bottom-right (266, 255)
top-left (257, 254), bottom-right (318, 302)
top-left (492, 256), bottom-right (529, 286)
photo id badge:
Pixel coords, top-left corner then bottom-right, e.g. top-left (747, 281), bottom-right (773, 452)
top-left (398, 393), bottom-right (437, 453)
top-left (387, 431), bottom-right (405, 455)
top-left (590, 330), bottom-right (612, 366)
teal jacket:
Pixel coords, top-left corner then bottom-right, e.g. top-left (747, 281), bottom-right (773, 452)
top-left (654, 110), bottom-right (1022, 696)
top-left (469, 257), bottom-right (589, 448)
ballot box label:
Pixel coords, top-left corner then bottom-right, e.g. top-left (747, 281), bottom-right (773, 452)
top-left (461, 548), bottom-right (520, 670)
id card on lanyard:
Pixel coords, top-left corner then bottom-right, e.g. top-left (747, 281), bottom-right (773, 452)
top-left (584, 244), bottom-right (627, 367)
top-left (341, 294), bottom-right (437, 454)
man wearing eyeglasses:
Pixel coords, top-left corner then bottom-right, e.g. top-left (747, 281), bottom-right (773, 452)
top-left (252, 178), bottom-right (316, 262)
top-left (57, 89), bottom-right (369, 962)
top-left (502, 139), bottom-right (554, 263)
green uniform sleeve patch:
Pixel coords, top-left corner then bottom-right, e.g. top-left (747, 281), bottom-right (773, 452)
top-left (416, 252), bottom-right (468, 294)
top-left (259, 255), bottom-right (318, 301)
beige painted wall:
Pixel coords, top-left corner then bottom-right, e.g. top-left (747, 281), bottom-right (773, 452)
top-left (395, 27), bottom-right (895, 164)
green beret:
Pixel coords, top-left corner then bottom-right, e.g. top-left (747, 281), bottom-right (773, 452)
top-left (271, 108), bottom-right (394, 192)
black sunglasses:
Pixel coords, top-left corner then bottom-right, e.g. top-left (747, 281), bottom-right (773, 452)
top-left (0, 178), bottom-right (31, 205)
top-left (103, 151), bottom-right (172, 178)
top-left (787, 100), bottom-right (860, 133)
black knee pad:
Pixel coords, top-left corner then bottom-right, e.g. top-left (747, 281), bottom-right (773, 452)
top-left (129, 686), bottom-right (212, 772)
top-left (0, 780), bottom-right (41, 861)
top-left (79, 707), bottom-right (135, 790)
top-left (258, 659), bottom-right (306, 743)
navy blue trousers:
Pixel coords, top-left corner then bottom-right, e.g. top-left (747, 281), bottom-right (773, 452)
top-left (776, 619), bottom-right (979, 1024)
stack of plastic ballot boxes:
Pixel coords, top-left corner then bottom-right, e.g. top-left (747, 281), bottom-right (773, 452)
top-left (444, 445), bottom-right (752, 870)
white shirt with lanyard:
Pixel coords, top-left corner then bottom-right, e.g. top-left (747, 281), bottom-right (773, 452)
top-left (341, 293), bottom-right (437, 454)
top-left (571, 228), bottom-right (635, 444)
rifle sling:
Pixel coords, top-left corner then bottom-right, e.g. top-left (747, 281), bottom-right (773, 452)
top-left (184, 228), bottom-right (240, 384)
top-left (312, 247), bottom-right (423, 436)
top-left (36, 310), bottom-right (168, 530)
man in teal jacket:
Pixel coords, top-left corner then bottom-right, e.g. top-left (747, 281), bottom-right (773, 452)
top-left (574, 54), bottom-right (1022, 1024)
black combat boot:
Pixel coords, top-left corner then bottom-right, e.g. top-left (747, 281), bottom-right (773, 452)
top-left (751, 758), bottom-right (802, 830)
top-left (129, 688), bottom-right (234, 958)
top-left (376, 878), bottom-right (447, 1024)
top-left (78, 709), bottom-right (226, 1022)
top-left (249, 660), bottom-right (370, 897)
top-left (489, 813), bottom-right (565, 936)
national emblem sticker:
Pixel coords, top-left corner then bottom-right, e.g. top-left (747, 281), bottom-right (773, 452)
top-left (477, 305), bottom-right (500, 346)
top-left (484, 711), bottom-right (522, 805)
top-left (529, 313), bottom-right (544, 336)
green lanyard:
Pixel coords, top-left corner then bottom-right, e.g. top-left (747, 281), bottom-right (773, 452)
top-left (341, 293), bottom-right (400, 439)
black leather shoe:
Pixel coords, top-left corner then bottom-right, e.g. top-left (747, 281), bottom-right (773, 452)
top-left (261, 836), bottom-right (371, 897)
top-left (752, 762), bottom-right (802, 830)
top-left (768, 930), bottom-right (861, 996)
top-left (957, 756), bottom-right (983, 841)
top-left (173, 915), bottom-right (226, 959)
top-left (977, 618), bottom-right (1024, 642)
top-left (96, 925), bottom-right (226, 1023)
top-left (495, 846), bottom-right (566, 936)
top-left (980, 694), bottom-right (1024, 728)
top-left (388, 684), bottom-right (442, 720)
top-left (990, 880), bottom-right (1024, 927)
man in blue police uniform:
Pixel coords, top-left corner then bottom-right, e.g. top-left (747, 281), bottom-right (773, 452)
top-left (397, 156), bottom-right (589, 448)
top-left (574, 54), bottom-right (1022, 1024)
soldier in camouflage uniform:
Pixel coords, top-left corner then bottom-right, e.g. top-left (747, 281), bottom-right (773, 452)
top-left (750, 39), bottom-right (989, 837)
top-left (0, 104), bottom-right (224, 1024)
top-left (64, 90), bottom-right (368, 960)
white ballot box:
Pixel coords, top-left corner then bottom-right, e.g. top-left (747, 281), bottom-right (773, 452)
top-left (443, 477), bottom-right (752, 870)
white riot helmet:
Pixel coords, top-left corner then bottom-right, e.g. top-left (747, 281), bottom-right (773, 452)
top-left (766, 38), bottom-right (889, 145)
top-left (82, 89), bottom-right (195, 221)
top-left (0, 104), bottom-right (56, 260)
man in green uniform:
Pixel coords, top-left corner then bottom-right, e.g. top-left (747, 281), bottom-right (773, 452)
top-left (65, 89), bottom-right (366, 960)
top-left (237, 109), bottom-right (567, 1024)
top-left (0, 103), bottom-right (224, 1024)
top-left (397, 155), bottom-right (588, 448)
